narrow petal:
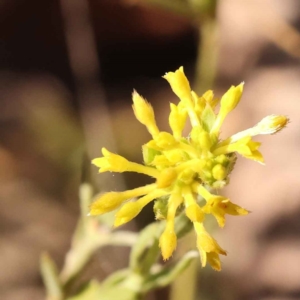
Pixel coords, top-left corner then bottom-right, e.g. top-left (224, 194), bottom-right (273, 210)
top-left (211, 83), bottom-right (244, 134)
top-left (132, 90), bottom-right (159, 137)
top-left (92, 148), bottom-right (129, 173)
top-left (90, 184), bottom-right (157, 216)
top-left (159, 192), bottom-right (183, 260)
top-left (194, 222), bottom-right (226, 270)
top-left (114, 189), bottom-right (167, 227)
top-left (163, 67), bottom-right (191, 101)
top-left (169, 103), bottom-right (187, 139)
top-left (202, 196), bottom-right (249, 227)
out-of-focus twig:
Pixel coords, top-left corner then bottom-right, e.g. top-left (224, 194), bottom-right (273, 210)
top-left (226, 1), bottom-right (300, 59)
top-left (248, 1), bottom-right (300, 58)
top-left (59, 184), bottom-right (137, 287)
top-left (194, 16), bottom-right (218, 95)
top-left (41, 183), bottom-right (138, 300)
top-left (123, 0), bottom-right (193, 17)
top-left (59, 0), bottom-right (126, 191)
top-left (41, 252), bottom-right (64, 300)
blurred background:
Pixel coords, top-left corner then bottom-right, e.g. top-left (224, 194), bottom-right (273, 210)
top-left (0, 0), bottom-right (300, 299)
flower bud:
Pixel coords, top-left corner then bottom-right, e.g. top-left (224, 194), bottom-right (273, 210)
top-left (220, 83), bottom-right (244, 113)
top-left (155, 132), bottom-right (178, 149)
top-left (164, 149), bottom-right (185, 164)
top-left (90, 192), bottom-right (125, 215)
top-left (92, 148), bottom-right (129, 173)
top-left (178, 169), bottom-right (196, 185)
top-left (256, 115), bottom-right (289, 135)
top-left (114, 201), bottom-right (142, 227)
top-left (163, 67), bottom-right (191, 101)
top-left (159, 227), bottom-right (177, 260)
top-left (169, 103), bottom-right (187, 139)
top-left (191, 91), bottom-right (206, 116)
top-left (212, 164), bottom-right (226, 180)
top-left (132, 90), bottom-right (159, 136)
top-left (211, 83), bottom-right (244, 134)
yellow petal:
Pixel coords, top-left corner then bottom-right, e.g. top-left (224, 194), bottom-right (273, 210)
top-left (132, 90), bottom-right (159, 137)
top-left (114, 189), bottom-right (167, 227)
top-left (155, 132), bottom-right (178, 150)
top-left (92, 148), bottom-right (129, 173)
top-left (211, 83), bottom-right (244, 134)
top-left (156, 168), bottom-right (177, 188)
top-left (221, 115), bottom-right (290, 144)
top-left (220, 83), bottom-right (244, 113)
top-left (90, 192), bottom-right (125, 215)
top-left (159, 191), bottom-right (183, 259)
top-left (90, 184), bottom-right (157, 216)
top-left (207, 252), bottom-right (222, 271)
top-left (185, 204), bottom-right (205, 223)
top-left (212, 164), bottom-right (227, 181)
top-left (194, 222), bottom-right (226, 254)
top-left (255, 115), bottom-right (289, 135)
top-left (169, 103), bottom-right (187, 139)
top-left (159, 227), bottom-right (177, 260)
top-left (203, 196), bottom-right (249, 227)
top-left (114, 201), bottom-right (142, 227)
top-left (191, 91), bottom-right (206, 116)
top-left (163, 66), bottom-right (191, 101)
top-left (194, 222), bottom-right (226, 270)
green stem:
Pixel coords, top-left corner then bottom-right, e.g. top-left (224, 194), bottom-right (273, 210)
top-left (60, 229), bottom-right (137, 286)
top-left (140, 0), bottom-right (193, 18)
top-left (170, 234), bottom-right (199, 300)
top-left (194, 17), bottom-right (219, 95)
top-left (40, 253), bottom-right (64, 300)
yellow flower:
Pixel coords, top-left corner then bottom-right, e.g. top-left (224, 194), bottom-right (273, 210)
top-left (132, 90), bottom-right (159, 137)
top-left (163, 67), bottom-right (191, 102)
top-left (211, 83), bottom-right (244, 134)
top-left (213, 136), bottom-right (264, 164)
top-left (194, 222), bottom-right (227, 271)
top-left (92, 148), bottom-right (129, 173)
top-left (92, 148), bottom-right (160, 178)
top-left (90, 67), bottom-right (289, 270)
top-left (169, 103), bottom-right (187, 140)
top-left (202, 195), bottom-right (249, 227)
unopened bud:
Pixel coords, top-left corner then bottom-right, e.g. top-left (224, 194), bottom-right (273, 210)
top-left (155, 132), bottom-right (178, 149)
top-left (163, 67), bottom-right (191, 101)
top-left (159, 227), bottom-right (177, 260)
top-left (114, 201), bottom-right (142, 227)
top-left (212, 164), bottom-right (226, 181)
top-left (220, 83), bottom-right (244, 113)
top-left (90, 192), bottom-right (125, 215)
top-left (132, 90), bottom-right (159, 136)
top-left (256, 115), bottom-right (289, 135)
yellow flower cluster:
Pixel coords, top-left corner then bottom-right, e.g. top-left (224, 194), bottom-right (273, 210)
top-left (90, 67), bottom-right (288, 271)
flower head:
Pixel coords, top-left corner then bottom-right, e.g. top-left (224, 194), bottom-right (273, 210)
top-left (90, 67), bottom-right (289, 270)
